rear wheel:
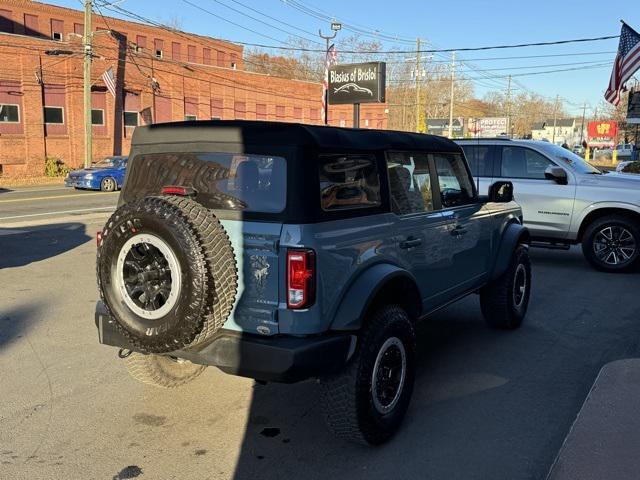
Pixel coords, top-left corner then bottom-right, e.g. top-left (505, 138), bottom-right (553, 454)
top-left (582, 215), bottom-right (639, 272)
top-left (320, 305), bottom-right (416, 445)
top-left (100, 176), bottom-right (117, 192)
top-left (124, 352), bottom-right (206, 388)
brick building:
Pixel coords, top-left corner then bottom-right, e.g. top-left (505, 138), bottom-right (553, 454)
top-left (0, 0), bottom-right (388, 177)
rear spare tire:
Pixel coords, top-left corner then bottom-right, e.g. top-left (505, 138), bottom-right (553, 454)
top-left (97, 196), bottom-right (237, 353)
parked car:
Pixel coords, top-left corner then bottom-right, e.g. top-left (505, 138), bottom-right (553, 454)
top-left (572, 144), bottom-right (585, 156)
top-left (615, 143), bottom-right (634, 160)
top-left (616, 160), bottom-right (635, 173)
top-left (64, 156), bottom-right (128, 191)
top-left (95, 121), bottom-right (531, 445)
top-left (457, 138), bottom-right (640, 272)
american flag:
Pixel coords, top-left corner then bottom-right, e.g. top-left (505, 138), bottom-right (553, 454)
top-left (321, 44), bottom-right (337, 124)
top-left (102, 67), bottom-right (116, 98)
top-left (605, 23), bottom-right (640, 105)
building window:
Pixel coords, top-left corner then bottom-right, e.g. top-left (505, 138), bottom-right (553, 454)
top-left (24, 14), bottom-right (39, 37)
top-left (203, 48), bottom-right (211, 65)
top-left (136, 35), bottom-right (147, 51)
top-left (230, 53), bottom-right (237, 69)
top-left (188, 45), bottom-right (196, 63)
top-left (276, 105), bottom-right (285, 121)
top-left (185, 114), bottom-right (197, 121)
top-left (51, 19), bottom-right (63, 40)
top-left (216, 50), bottom-right (225, 67)
top-left (211, 98), bottom-right (223, 119)
top-left (172, 42), bottom-right (182, 61)
top-left (294, 107), bottom-right (302, 122)
top-left (0, 9), bottom-right (14, 34)
top-left (234, 101), bottom-right (246, 119)
top-left (124, 111), bottom-right (138, 127)
top-left (73, 23), bottom-right (83, 36)
top-left (91, 109), bottom-right (104, 125)
top-left (154, 39), bottom-right (163, 59)
top-left (256, 104), bottom-right (267, 120)
top-left (44, 106), bottom-right (64, 124)
top-left (0, 104), bottom-right (19, 123)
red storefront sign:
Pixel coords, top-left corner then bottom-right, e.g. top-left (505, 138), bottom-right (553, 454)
top-left (587, 121), bottom-right (618, 139)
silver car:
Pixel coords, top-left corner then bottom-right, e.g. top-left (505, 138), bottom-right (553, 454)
top-left (457, 138), bottom-right (640, 272)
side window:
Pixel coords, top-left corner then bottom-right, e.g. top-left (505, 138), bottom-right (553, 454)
top-left (319, 154), bottom-right (381, 211)
top-left (433, 153), bottom-right (475, 208)
top-left (386, 152), bottom-right (433, 215)
top-left (501, 146), bottom-right (553, 179)
top-left (460, 145), bottom-right (493, 177)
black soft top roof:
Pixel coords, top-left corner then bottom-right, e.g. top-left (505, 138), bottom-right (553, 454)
top-left (133, 120), bottom-right (462, 154)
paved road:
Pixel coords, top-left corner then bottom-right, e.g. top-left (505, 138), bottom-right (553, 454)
top-left (1, 210), bottom-right (640, 479)
top-left (0, 186), bottom-right (118, 225)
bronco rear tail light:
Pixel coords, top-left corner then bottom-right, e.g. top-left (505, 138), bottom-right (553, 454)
top-left (287, 249), bottom-right (315, 309)
top-left (161, 185), bottom-right (196, 196)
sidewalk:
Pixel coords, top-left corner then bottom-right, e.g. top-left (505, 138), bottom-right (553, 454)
top-left (547, 359), bottom-right (640, 480)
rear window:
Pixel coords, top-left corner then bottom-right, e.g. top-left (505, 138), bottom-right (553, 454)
top-left (135, 152), bottom-right (286, 213)
top-left (318, 154), bottom-right (381, 211)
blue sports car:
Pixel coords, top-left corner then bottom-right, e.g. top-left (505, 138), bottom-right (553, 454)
top-left (65, 156), bottom-right (128, 192)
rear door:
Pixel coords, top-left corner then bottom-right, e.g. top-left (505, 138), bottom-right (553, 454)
top-left (386, 152), bottom-right (452, 311)
top-left (431, 152), bottom-right (493, 295)
top-left (496, 145), bottom-right (576, 239)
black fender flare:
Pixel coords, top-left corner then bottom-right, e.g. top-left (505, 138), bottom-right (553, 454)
top-left (330, 263), bottom-right (421, 331)
top-left (491, 222), bottom-right (530, 280)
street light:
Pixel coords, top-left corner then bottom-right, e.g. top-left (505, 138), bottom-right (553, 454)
top-left (319, 22), bottom-right (341, 125)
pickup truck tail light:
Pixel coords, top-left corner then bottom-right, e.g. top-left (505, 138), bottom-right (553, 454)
top-left (287, 249), bottom-right (315, 309)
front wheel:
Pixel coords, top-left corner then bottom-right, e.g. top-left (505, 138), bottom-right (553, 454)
top-left (123, 352), bottom-right (206, 388)
top-left (581, 215), bottom-right (639, 272)
top-left (100, 176), bottom-right (117, 192)
top-left (480, 244), bottom-right (531, 329)
top-left (320, 305), bottom-right (416, 445)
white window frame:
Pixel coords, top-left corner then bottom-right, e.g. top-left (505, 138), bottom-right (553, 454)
top-left (184, 114), bottom-right (197, 121)
top-left (155, 49), bottom-right (163, 59)
top-left (123, 111), bottom-right (139, 127)
top-left (0, 103), bottom-right (20, 123)
top-left (44, 106), bottom-right (64, 125)
top-left (91, 108), bottom-right (105, 126)
top-left (52, 31), bottom-right (62, 41)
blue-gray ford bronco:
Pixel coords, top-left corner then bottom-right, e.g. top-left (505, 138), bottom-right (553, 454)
top-left (95, 120), bottom-right (532, 445)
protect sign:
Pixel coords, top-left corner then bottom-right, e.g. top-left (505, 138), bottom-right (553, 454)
top-left (327, 62), bottom-right (386, 105)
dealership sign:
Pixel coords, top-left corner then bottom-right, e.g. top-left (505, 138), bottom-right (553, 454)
top-left (327, 62), bottom-right (386, 104)
top-left (587, 121), bottom-right (618, 148)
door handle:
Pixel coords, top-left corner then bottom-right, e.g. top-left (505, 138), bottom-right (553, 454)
top-left (399, 237), bottom-right (423, 249)
top-left (450, 225), bottom-right (467, 237)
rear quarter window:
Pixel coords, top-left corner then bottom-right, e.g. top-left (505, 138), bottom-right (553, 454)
top-left (319, 154), bottom-right (381, 211)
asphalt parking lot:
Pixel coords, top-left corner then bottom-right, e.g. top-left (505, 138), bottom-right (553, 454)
top-left (1, 189), bottom-right (640, 480)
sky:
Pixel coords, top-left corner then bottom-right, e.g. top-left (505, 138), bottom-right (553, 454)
top-left (47, 0), bottom-right (639, 118)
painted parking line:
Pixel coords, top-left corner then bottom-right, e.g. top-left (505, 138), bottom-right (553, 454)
top-left (0, 206), bottom-right (115, 221)
top-left (0, 191), bottom-right (117, 203)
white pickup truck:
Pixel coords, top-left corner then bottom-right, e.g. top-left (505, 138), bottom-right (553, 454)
top-left (457, 138), bottom-right (640, 272)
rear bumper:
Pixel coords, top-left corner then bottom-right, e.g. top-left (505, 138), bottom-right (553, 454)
top-left (95, 302), bottom-right (356, 383)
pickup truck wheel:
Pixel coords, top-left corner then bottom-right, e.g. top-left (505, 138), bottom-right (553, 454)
top-left (480, 244), bottom-right (531, 329)
top-left (97, 196), bottom-right (238, 353)
top-left (319, 305), bottom-right (416, 445)
top-left (124, 352), bottom-right (206, 388)
top-left (581, 215), bottom-right (639, 272)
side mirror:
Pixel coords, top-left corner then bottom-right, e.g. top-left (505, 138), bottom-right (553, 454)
top-left (544, 166), bottom-right (568, 185)
top-left (488, 181), bottom-right (514, 203)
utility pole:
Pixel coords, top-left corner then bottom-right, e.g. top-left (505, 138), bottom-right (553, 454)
top-left (415, 38), bottom-right (421, 132)
top-left (319, 22), bottom-right (341, 125)
top-left (448, 51), bottom-right (455, 138)
top-left (552, 94), bottom-right (559, 144)
top-left (83, 0), bottom-right (93, 168)
top-left (579, 102), bottom-right (587, 144)
top-left (506, 74), bottom-right (512, 137)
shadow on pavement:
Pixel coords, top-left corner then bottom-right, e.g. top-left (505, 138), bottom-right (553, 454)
top-left (0, 223), bottom-right (92, 269)
top-left (0, 187), bottom-right (13, 194)
top-left (230, 247), bottom-right (640, 480)
top-left (0, 302), bottom-right (43, 349)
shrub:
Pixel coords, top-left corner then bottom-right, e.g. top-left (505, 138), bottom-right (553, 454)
top-left (44, 156), bottom-right (70, 177)
top-left (622, 161), bottom-right (640, 174)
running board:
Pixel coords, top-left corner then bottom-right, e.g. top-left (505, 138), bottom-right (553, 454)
top-left (530, 241), bottom-right (571, 250)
